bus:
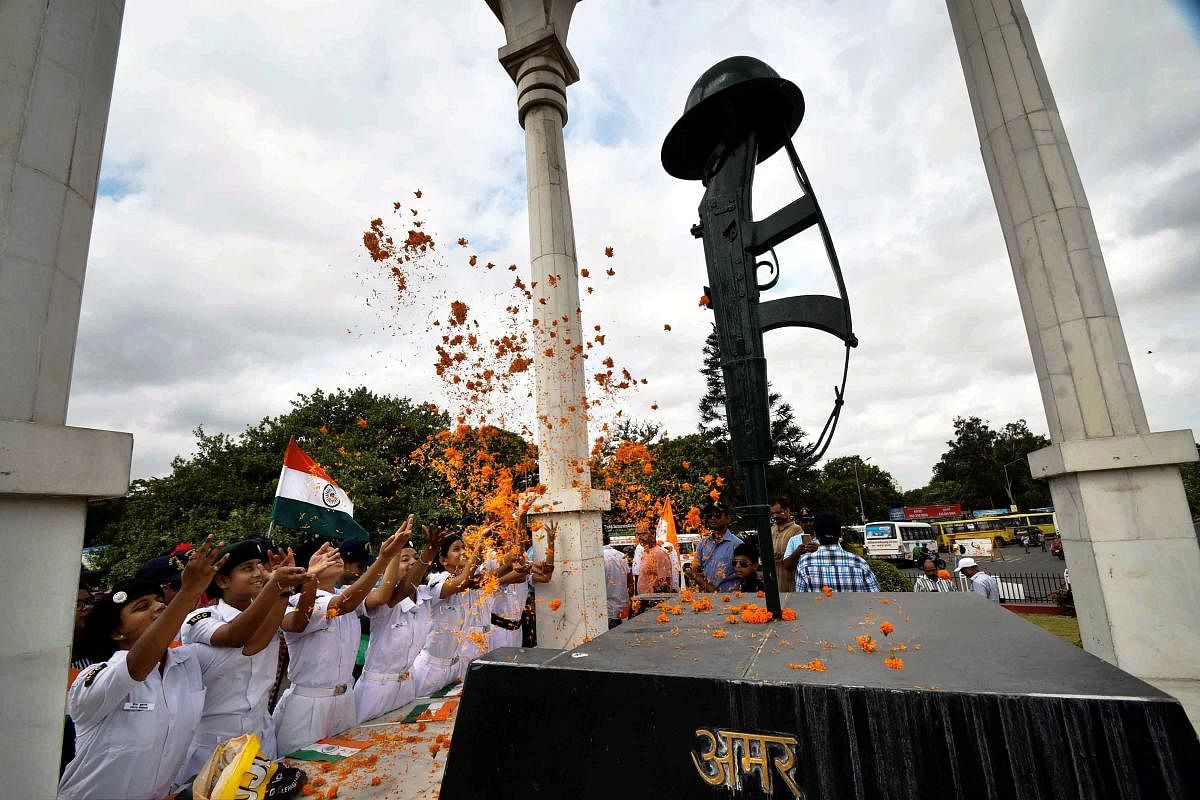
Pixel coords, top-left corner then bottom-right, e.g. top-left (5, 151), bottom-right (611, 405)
top-left (930, 511), bottom-right (1057, 550)
top-left (863, 521), bottom-right (936, 562)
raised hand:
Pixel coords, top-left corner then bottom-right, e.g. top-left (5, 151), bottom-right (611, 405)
top-left (510, 552), bottom-right (532, 577)
top-left (395, 514), bottom-right (414, 541)
top-left (379, 527), bottom-right (410, 561)
top-left (421, 524), bottom-right (445, 555)
top-left (544, 521), bottom-right (559, 551)
top-left (305, 544), bottom-right (341, 585)
top-left (269, 565), bottom-right (308, 592)
top-left (180, 536), bottom-right (228, 594)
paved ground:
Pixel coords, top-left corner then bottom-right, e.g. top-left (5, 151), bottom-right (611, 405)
top-left (962, 545), bottom-right (1065, 576)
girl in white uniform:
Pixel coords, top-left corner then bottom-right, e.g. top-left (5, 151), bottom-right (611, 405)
top-left (355, 523), bottom-right (444, 723)
top-left (272, 527), bottom-right (408, 756)
top-left (411, 528), bottom-right (512, 695)
top-left (488, 520), bottom-right (557, 649)
top-left (178, 540), bottom-right (307, 780)
top-left (58, 539), bottom-right (227, 800)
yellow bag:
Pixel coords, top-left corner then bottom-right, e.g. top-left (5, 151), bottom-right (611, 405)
top-left (193, 733), bottom-right (279, 800)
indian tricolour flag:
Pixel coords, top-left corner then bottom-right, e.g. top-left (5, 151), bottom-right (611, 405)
top-left (270, 437), bottom-right (370, 540)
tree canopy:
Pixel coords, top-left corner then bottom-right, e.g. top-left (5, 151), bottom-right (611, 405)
top-left (920, 416), bottom-right (1052, 511)
top-left (87, 387), bottom-right (450, 579)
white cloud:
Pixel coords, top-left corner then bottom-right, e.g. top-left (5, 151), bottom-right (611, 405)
top-left (68, 0), bottom-right (1200, 491)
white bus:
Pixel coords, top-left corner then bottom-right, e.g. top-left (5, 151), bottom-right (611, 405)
top-left (863, 521), bottom-right (936, 562)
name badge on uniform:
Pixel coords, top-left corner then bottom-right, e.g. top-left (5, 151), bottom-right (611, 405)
top-left (123, 702), bottom-right (155, 712)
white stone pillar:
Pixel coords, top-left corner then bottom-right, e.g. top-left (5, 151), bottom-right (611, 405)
top-left (486, 0), bottom-right (609, 647)
top-left (0, 1), bottom-right (133, 793)
top-left (946, 0), bottom-right (1200, 727)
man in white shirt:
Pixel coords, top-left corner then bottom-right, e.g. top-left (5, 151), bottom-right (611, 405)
top-left (602, 532), bottom-right (631, 628)
top-left (955, 557), bottom-right (1000, 603)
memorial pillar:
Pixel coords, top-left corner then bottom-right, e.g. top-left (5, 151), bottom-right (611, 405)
top-left (946, 0), bottom-right (1200, 727)
top-left (0, 1), bottom-right (133, 793)
top-left (485, 0), bottom-right (609, 647)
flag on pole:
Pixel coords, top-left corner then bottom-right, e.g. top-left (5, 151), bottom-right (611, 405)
top-left (656, 496), bottom-right (680, 552)
top-left (270, 437), bottom-right (370, 541)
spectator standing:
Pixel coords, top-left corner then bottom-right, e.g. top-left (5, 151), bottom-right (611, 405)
top-left (955, 557), bottom-right (1000, 603)
top-left (770, 498), bottom-right (805, 592)
top-left (635, 529), bottom-right (675, 595)
top-left (602, 532), bottom-right (631, 627)
top-left (912, 557), bottom-right (955, 592)
top-left (692, 503), bottom-right (743, 593)
top-left (790, 513), bottom-right (880, 593)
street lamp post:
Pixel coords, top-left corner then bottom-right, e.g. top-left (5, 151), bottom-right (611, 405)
top-left (854, 456), bottom-right (872, 524)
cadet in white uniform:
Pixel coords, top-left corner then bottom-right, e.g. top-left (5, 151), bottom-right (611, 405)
top-left (355, 526), bottom-right (440, 724)
top-left (59, 539), bottom-right (227, 800)
top-left (489, 559), bottom-right (531, 650)
top-left (411, 531), bottom-right (493, 696)
top-left (273, 529), bottom-right (407, 756)
top-left (487, 519), bottom-right (559, 649)
top-left (178, 539), bottom-right (306, 780)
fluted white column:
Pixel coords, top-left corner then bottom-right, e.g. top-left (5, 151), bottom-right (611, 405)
top-left (0, 1), bottom-right (133, 792)
top-left (487, 0), bottom-right (608, 647)
top-left (946, 0), bottom-right (1200, 728)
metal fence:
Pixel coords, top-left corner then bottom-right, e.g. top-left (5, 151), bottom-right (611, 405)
top-left (901, 570), bottom-right (1067, 605)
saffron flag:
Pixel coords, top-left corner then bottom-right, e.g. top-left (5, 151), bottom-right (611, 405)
top-left (270, 437), bottom-right (370, 541)
top-left (656, 496), bottom-right (680, 553)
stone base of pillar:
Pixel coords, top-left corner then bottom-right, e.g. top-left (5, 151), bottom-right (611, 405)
top-left (0, 419), bottom-right (132, 795)
top-left (1042, 454), bottom-right (1200, 732)
top-left (529, 487), bottom-right (609, 649)
top-left (0, 495), bottom-right (91, 796)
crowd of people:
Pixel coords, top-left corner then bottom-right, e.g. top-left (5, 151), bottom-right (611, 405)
top-left (62, 518), bottom-right (556, 800)
top-left (64, 497), bottom-right (1005, 799)
top-left (601, 498), bottom-right (1002, 626)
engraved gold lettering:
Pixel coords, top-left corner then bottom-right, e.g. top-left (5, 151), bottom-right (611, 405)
top-left (691, 728), bottom-right (732, 787)
top-left (691, 727), bottom-right (803, 797)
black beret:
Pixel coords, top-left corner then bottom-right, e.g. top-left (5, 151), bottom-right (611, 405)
top-left (135, 555), bottom-right (182, 586)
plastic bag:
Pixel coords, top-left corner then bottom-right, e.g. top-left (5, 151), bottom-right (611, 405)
top-left (192, 733), bottom-right (305, 800)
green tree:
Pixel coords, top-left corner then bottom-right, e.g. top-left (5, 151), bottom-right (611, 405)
top-left (809, 455), bottom-right (902, 523)
top-left (695, 325), bottom-right (817, 501)
top-left (87, 387), bottom-right (451, 580)
top-left (1181, 445), bottom-right (1200, 521)
top-left (927, 416), bottom-right (1052, 511)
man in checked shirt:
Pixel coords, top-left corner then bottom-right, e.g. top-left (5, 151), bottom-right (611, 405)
top-left (790, 512), bottom-right (880, 593)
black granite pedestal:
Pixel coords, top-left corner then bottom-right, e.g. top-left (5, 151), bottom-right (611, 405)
top-left (439, 593), bottom-right (1199, 799)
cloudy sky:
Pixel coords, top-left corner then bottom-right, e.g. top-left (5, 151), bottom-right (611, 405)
top-left (69, 0), bottom-right (1200, 492)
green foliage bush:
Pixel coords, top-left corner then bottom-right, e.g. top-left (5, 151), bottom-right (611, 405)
top-left (1050, 586), bottom-right (1076, 617)
top-left (868, 558), bottom-right (913, 592)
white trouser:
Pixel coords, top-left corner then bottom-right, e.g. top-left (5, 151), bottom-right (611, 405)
top-left (271, 684), bottom-right (356, 758)
top-left (411, 650), bottom-right (458, 698)
top-left (177, 707), bottom-right (276, 785)
top-left (354, 670), bottom-right (417, 724)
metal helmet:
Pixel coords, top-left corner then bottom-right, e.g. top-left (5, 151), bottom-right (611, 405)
top-left (661, 55), bottom-right (805, 181)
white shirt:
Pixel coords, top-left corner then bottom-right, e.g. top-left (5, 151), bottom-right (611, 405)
top-left (363, 594), bottom-right (422, 675)
top-left (180, 600), bottom-right (279, 724)
top-left (491, 574), bottom-right (530, 623)
top-left (969, 571), bottom-right (1001, 603)
top-left (661, 541), bottom-right (682, 587)
top-left (282, 590), bottom-right (361, 688)
top-left (421, 572), bottom-right (470, 660)
top-left (631, 544), bottom-right (644, 577)
top-left (59, 647), bottom-right (212, 800)
top-left (602, 545), bottom-right (631, 619)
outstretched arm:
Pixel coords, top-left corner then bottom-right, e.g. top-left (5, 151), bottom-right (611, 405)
top-left (332, 527), bottom-right (406, 615)
top-left (128, 538), bottom-right (227, 680)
